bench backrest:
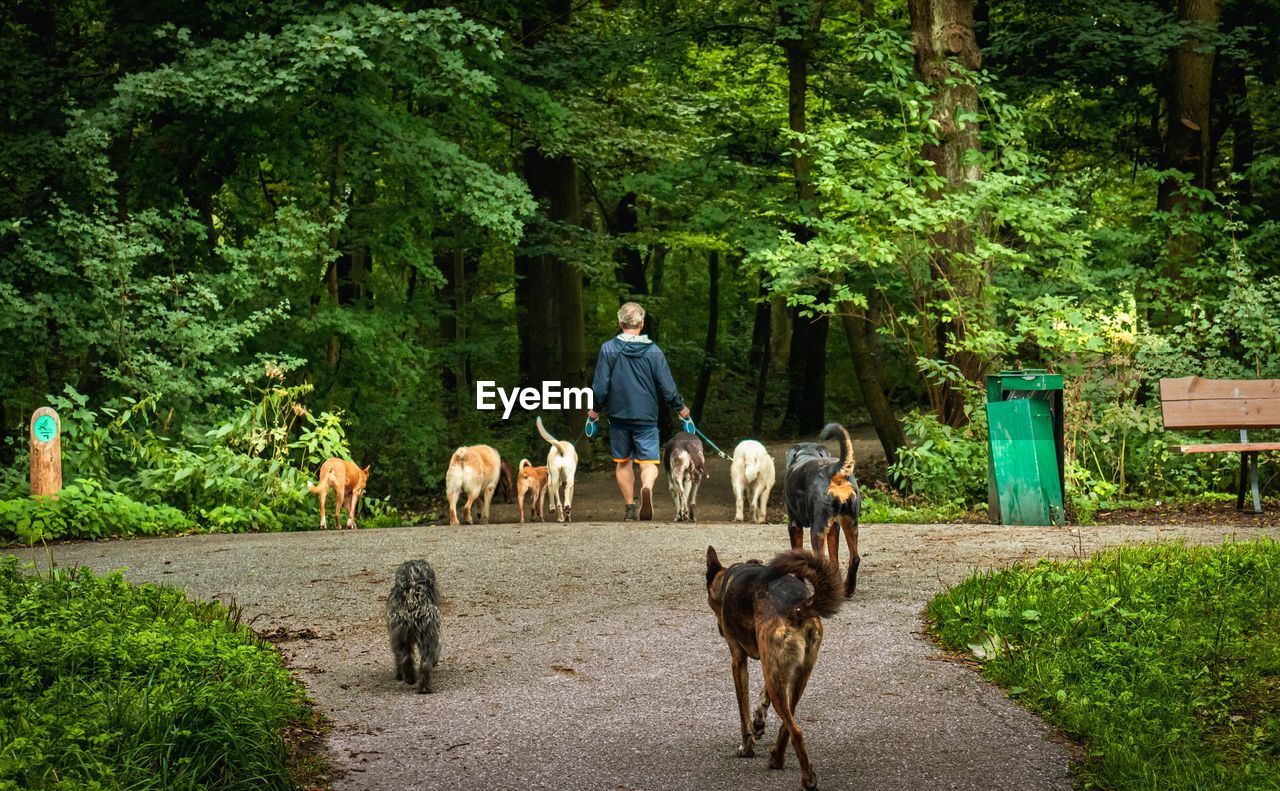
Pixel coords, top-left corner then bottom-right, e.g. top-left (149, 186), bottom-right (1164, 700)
top-left (1159, 376), bottom-right (1280, 430)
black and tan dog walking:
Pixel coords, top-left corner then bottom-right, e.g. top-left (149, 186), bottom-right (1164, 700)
top-left (783, 422), bottom-right (864, 597)
top-left (704, 547), bottom-right (842, 791)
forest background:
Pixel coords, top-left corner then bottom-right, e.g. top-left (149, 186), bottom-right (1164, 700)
top-left (2, 0), bottom-right (1277, 536)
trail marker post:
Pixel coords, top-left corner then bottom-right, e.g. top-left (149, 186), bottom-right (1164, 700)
top-left (30, 407), bottom-right (62, 497)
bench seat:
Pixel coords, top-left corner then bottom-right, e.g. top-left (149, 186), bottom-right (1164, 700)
top-left (1177, 442), bottom-right (1280, 454)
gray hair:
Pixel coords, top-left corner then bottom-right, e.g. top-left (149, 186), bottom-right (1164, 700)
top-left (617, 302), bottom-right (646, 329)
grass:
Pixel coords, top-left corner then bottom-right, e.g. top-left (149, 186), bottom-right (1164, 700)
top-left (928, 539), bottom-right (1280, 790)
top-left (0, 556), bottom-right (320, 789)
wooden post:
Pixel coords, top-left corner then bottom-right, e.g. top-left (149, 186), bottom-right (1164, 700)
top-left (30, 407), bottom-right (62, 497)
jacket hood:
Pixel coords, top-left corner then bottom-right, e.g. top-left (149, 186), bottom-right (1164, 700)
top-left (616, 334), bottom-right (654, 357)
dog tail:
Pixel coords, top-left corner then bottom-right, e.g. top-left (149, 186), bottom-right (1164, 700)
top-left (308, 465), bottom-right (337, 493)
top-left (819, 422), bottom-right (856, 499)
top-left (536, 416), bottom-right (560, 447)
top-left (770, 549), bottom-right (843, 620)
top-left (519, 458), bottom-right (531, 471)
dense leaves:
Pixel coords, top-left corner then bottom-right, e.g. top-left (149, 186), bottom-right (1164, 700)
top-left (1, 0), bottom-right (1277, 512)
top-left (0, 557), bottom-right (312, 789)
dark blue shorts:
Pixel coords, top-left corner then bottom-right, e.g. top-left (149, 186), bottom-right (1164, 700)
top-left (609, 420), bottom-right (660, 464)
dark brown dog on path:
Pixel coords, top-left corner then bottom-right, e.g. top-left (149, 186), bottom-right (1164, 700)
top-left (497, 459), bottom-right (516, 504)
top-left (516, 459), bottom-right (550, 523)
top-left (705, 546), bottom-right (842, 791)
top-left (783, 422), bottom-right (863, 596)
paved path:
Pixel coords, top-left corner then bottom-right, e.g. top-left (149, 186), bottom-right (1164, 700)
top-left (13, 516), bottom-right (1276, 791)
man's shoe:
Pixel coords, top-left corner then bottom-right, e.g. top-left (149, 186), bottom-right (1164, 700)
top-left (624, 503), bottom-right (639, 522)
top-left (639, 488), bottom-right (653, 521)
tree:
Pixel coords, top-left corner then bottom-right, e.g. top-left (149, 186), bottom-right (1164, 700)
top-left (908, 0), bottom-right (987, 426)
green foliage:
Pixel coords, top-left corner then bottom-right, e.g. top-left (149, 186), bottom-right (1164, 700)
top-left (0, 481), bottom-right (193, 545)
top-left (928, 540), bottom-right (1280, 789)
top-left (2, 376), bottom-right (401, 544)
top-left (2, 0), bottom-right (1279, 513)
top-left (888, 411), bottom-right (989, 506)
top-left (0, 557), bottom-right (313, 789)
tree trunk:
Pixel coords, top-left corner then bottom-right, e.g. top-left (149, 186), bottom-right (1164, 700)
top-left (437, 245), bottom-right (467, 412)
top-left (516, 1), bottom-right (584, 411)
top-left (749, 277), bottom-right (772, 434)
top-left (840, 307), bottom-right (906, 468)
top-left (778, 5), bottom-right (828, 436)
top-left (908, 0), bottom-right (986, 427)
top-left (1155, 0), bottom-right (1221, 302)
top-left (693, 251), bottom-right (720, 419)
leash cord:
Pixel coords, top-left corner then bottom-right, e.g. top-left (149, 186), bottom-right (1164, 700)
top-left (694, 427), bottom-right (734, 462)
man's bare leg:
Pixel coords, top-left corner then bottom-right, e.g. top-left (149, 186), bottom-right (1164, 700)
top-left (615, 461), bottom-right (636, 504)
top-left (638, 461), bottom-right (660, 520)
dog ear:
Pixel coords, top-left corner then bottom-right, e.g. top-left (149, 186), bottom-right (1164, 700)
top-left (362, 464), bottom-right (371, 475)
top-left (705, 545), bottom-right (722, 587)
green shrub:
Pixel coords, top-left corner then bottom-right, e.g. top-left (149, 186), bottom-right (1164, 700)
top-left (0, 557), bottom-right (313, 789)
top-left (888, 410), bottom-right (989, 506)
top-left (0, 480), bottom-right (194, 544)
top-left (928, 540), bottom-right (1280, 789)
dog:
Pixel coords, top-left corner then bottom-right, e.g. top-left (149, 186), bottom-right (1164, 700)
top-left (536, 416), bottom-right (578, 522)
top-left (663, 431), bottom-right (706, 522)
top-left (783, 423), bottom-right (863, 597)
top-left (731, 439), bottom-right (776, 524)
top-left (516, 459), bottom-right (550, 523)
top-left (785, 442), bottom-right (832, 470)
top-left (445, 444), bottom-right (502, 525)
top-left (497, 459), bottom-right (516, 504)
top-left (386, 559), bottom-right (443, 694)
top-left (705, 546), bottom-right (842, 791)
top-left (307, 458), bottom-right (371, 529)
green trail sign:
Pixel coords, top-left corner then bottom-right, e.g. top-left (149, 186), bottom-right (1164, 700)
top-left (33, 414), bottom-right (57, 443)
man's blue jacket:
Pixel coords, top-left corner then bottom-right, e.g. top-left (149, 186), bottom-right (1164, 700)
top-left (590, 334), bottom-right (684, 424)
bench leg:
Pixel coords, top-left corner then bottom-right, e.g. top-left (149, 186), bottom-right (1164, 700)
top-left (1237, 452), bottom-right (1249, 511)
top-left (1249, 452), bottom-right (1262, 514)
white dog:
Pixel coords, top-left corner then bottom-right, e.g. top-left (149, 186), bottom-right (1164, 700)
top-left (731, 439), bottom-right (775, 523)
top-left (445, 444), bottom-right (501, 525)
top-left (536, 417), bottom-right (578, 522)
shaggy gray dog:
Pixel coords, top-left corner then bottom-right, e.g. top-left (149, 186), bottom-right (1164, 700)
top-left (386, 559), bottom-right (443, 693)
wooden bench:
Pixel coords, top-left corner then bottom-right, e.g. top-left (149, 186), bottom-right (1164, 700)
top-left (1159, 377), bottom-right (1280, 514)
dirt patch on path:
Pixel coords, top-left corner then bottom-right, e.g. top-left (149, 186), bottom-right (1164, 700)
top-left (13, 516), bottom-right (1278, 791)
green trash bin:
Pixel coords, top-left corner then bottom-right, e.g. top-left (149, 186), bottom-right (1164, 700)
top-left (986, 369), bottom-right (1065, 526)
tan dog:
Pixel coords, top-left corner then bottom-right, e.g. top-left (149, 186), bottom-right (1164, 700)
top-left (516, 459), bottom-right (550, 523)
top-left (446, 444), bottom-right (501, 525)
top-left (308, 458), bottom-right (371, 529)
top-left (535, 416), bottom-right (578, 522)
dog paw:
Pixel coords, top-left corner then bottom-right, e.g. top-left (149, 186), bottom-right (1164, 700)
top-left (768, 751), bottom-right (786, 770)
top-left (752, 717), bottom-right (766, 741)
top-left (736, 744), bottom-right (754, 758)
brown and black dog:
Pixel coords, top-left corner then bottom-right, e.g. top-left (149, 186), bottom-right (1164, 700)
top-left (516, 458), bottom-right (550, 523)
top-left (783, 422), bottom-right (863, 597)
top-left (705, 546), bottom-right (842, 791)
top-left (496, 459), bottom-right (517, 504)
top-left (662, 431), bottom-right (706, 522)
top-left (308, 458), bottom-right (371, 529)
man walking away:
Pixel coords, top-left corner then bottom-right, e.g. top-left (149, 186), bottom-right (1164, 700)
top-left (587, 302), bottom-right (694, 521)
